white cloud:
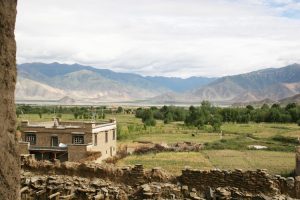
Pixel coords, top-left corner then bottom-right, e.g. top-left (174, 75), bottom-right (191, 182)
top-left (16, 0), bottom-right (300, 77)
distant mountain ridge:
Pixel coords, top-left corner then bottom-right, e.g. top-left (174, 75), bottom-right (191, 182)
top-left (150, 63), bottom-right (300, 104)
top-left (16, 62), bottom-right (300, 104)
top-left (16, 62), bottom-right (216, 102)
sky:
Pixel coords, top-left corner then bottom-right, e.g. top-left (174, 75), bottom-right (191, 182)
top-left (16, 0), bottom-right (300, 78)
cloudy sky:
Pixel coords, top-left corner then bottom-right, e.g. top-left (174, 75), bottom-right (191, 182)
top-left (16, 0), bottom-right (300, 77)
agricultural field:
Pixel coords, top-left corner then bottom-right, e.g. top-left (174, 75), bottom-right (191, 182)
top-left (18, 112), bottom-right (299, 176)
top-left (117, 151), bottom-right (295, 175)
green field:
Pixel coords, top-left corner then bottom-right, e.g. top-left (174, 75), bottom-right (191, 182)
top-left (18, 113), bottom-right (299, 176)
top-left (117, 150), bottom-right (295, 175)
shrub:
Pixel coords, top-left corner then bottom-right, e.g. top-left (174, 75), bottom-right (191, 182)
top-left (272, 135), bottom-right (298, 144)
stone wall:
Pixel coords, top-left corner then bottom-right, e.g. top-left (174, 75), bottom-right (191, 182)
top-left (296, 146), bottom-right (300, 176)
top-left (0, 0), bottom-right (19, 199)
top-left (21, 157), bottom-right (300, 198)
top-left (180, 168), bottom-right (300, 198)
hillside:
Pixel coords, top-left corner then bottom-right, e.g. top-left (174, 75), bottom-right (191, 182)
top-left (16, 63), bottom-right (215, 102)
top-left (147, 64), bottom-right (300, 104)
top-left (187, 64), bottom-right (300, 103)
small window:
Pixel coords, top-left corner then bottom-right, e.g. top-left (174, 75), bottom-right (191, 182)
top-left (113, 129), bottom-right (116, 140)
top-left (51, 136), bottom-right (59, 147)
top-left (105, 131), bottom-right (108, 143)
top-left (72, 135), bottom-right (84, 144)
top-left (94, 134), bottom-right (97, 146)
top-left (25, 133), bottom-right (36, 145)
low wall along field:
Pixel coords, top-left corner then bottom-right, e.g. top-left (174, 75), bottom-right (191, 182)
top-left (21, 155), bottom-right (300, 199)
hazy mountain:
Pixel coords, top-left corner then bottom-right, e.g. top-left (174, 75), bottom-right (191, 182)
top-left (188, 63), bottom-right (300, 103)
top-left (279, 93), bottom-right (300, 105)
top-left (16, 62), bottom-right (300, 104)
top-left (145, 76), bottom-right (216, 92)
top-left (16, 62), bottom-right (215, 102)
top-left (16, 78), bottom-right (65, 100)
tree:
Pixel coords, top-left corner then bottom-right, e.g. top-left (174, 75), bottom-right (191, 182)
top-left (74, 112), bottom-right (79, 119)
top-left (261, 104), bottom-right (270, 110)
top-left (117, 106), bottom-right (124, 114)
top-left (271, 103), bottom-right (280, 109)
top-left (210, 114), bottom-right (222, 132)
top-left (164, 112), bottom-right (173, 124)
top-left (142, 109), bottom-right (156, 126)
top-left (246, 105), bottom-right (254, 110)
top-left (285, 103), bottom-right (296, 110)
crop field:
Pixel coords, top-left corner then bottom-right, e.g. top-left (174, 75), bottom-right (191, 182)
top-left (18, 112), bottom-right (299, 176)
top-left (117, 150), bottom-right (295, 175)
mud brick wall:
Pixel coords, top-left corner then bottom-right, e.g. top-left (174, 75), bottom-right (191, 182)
top-left (0, 0), bottom-right (19, 199)
top-left (19, 142), bottom-right (30, 154)
top-left (68, 144), bottom-right (89, 161)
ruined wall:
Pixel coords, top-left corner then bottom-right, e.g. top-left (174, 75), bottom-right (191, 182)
top-left (296, 146), bottom-right (300, 176)
top-left (21, 157), bottom-right (300, 198)
top-left (0, 0), bottom-right (19, 199)
top-left (180, 168), bottom-right (300, 198)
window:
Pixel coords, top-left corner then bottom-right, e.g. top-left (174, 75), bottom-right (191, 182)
top-left (51, 136), bottom-right (59, 147)
top-left (25, 133), bottom-right (36, 145)
top-left (105, 131), bottom-right (108, 143)
top-left (72, 135), bottom-right (84, 144)
top-left (94, 134), bottom-right (97, 146)
top-left (112, 129), bottom-right (116, 140)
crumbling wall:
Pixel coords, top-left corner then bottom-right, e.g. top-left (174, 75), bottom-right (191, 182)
top-left (296, 146), bottom-right (300, 176)
top-left (21, 157), bottom-right (300, 198)
top-left (180, 168), bottom-right (300, 198)
top-left (0, 0), bottom-right (19, 199)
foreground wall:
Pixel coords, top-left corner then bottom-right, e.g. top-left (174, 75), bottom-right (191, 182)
top-left (296, 146), bottom-right (300, 176)
top-left (181, 168), bottom-right (300, 198)
top-left (21, 157), bottom-right (300, 198)
top-left (0, 0), bottom-right (19, 199)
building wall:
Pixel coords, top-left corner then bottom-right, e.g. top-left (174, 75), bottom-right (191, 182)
top-left (20, 127), bottom-right (93, 146)
top-left (19, 142), bottom-right (29, 154)
top-left (68, 144), bottom-right (88, 162)
top-left (20, 121), bottom-right (117, 162)
top-left (90, 129), bottom-right (117, 160)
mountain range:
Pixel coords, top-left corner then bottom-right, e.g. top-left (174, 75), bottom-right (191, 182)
top-left (16, 62), bottom-right (215, 103)
top-left (16, 62), bottom-right (300, 105)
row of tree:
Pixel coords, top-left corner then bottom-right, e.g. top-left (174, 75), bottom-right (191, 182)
top-left (16, 105), bottom-right (107, 119)
top-left (135, 101), bottom-right (300, 130)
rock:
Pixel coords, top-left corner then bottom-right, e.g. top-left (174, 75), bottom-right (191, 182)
top-left (141, 184), bottom-right (151, 192)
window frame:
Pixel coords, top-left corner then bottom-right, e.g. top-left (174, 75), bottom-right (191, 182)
top-left (112, 129), bottom-right (116, 140)
top-left (51, 136), bottom-right (59, 147)
top-left (25, 133), bottom-right (36, 145)
top-left (72, 135), bottom-right (84, 144)
top-left (94, 134), bottom-right (98, 146)
top-left (105, 131), bottom-right (108, 143)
